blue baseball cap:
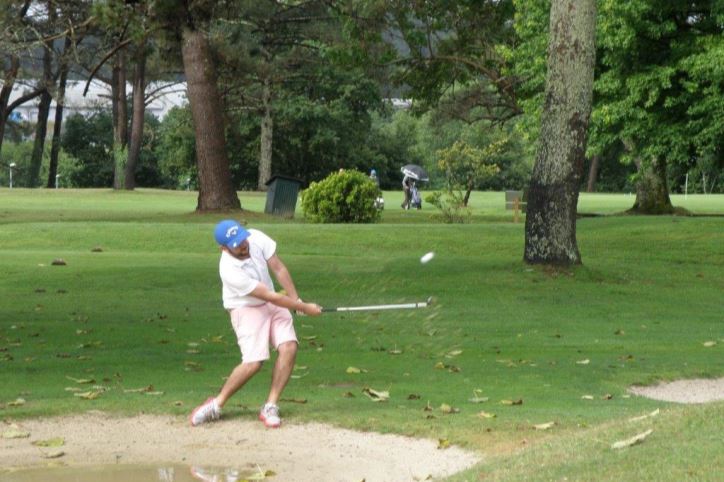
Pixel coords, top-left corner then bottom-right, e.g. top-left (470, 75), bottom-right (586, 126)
top-left (214, 220), bottom-right (250, 248)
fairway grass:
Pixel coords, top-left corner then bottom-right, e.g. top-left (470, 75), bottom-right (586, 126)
top-left (1, 189), bottom-right (722, 481)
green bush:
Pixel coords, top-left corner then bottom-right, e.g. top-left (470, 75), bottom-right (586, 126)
top-left (425, 190), bottom-right (471, 224)
top-left (301, 170), bottom-right (381, 223)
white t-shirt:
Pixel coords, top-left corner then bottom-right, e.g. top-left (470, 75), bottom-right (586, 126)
top-left (219, 229), bottom-right (277, 309)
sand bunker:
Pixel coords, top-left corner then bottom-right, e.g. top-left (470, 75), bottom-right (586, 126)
top-left (629, 377), bottom-right (724, 404)
top-left (0, 412), bottom-right (480, 482)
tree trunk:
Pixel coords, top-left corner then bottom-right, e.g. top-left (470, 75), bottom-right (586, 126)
top-left (112, 49), bottom-right (128, 190)
top-left (629, 157), bottom-right (674, 214)
top-left (0, 2), bottom-right (30, 157)
top-left (181, 27), bottom-right (240, 211)
top-left (0, 56), bottom-right (21, 157)
top-left (29, 90), bottom-right (51, 187)
top-left (524, 0), bottom-right (596, 266)
top-left (124, 40), bottom-right (147, 190)
top-left (586, 155), bottom-right (600, 192)
top-left (463, 179), bottom-right (473, 207)
top-left (47, 37), bottom-right (72, 189)
top-left (258, 75), bottom-right (273, 191)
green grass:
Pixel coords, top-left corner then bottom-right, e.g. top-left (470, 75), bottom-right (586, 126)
top-left (1, 188), bottom-right (722, 481)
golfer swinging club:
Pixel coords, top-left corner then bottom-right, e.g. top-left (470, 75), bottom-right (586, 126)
top-left (191, 220), bottom-right (322, 428)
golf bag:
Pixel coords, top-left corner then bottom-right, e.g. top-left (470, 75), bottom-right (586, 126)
top-left (410, 184), bottom-right (422, 209)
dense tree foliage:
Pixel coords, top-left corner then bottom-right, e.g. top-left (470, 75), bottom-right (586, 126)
top-left (1, 0), bottom-right (720, 208)
top-left (512, 0), bottom-right (723, 205)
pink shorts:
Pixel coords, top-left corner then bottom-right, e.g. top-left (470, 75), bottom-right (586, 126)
top-left (229, 304), bottom-right (297, 363)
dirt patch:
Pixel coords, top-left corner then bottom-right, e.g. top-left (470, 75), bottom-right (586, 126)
top-left (628, 377), bottom-right (724, 404)
top-left (0, 412), bottom-right (480, 481)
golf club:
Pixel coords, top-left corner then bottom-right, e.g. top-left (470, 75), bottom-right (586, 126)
top-left (322, 297), bottom-right (433, 313)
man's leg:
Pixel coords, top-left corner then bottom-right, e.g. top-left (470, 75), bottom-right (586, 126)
top-left (266, 341), bottom-right (297, 404)
top-left (216, 361), bottom-right (263, 407)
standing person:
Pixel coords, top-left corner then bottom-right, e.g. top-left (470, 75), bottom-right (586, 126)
top-left (369, 169), bottom-right (380, 187)
top-left (190, 220), bottom-right (322, 428)
top-left (401, 174), bottom-right (413, 209)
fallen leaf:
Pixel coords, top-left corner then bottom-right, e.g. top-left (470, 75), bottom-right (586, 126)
top-left (611, 429), bottom-right (653, 449)
top-left (439, 403), bottom-right (459, 414)
top-left (702, 341), bottom-right (716, 347)
top-left (64, 387), bottom-right (82, 392)
top-left (7, 398), bottom-right (26, 406)
top-left (74, 391), bottom-right (101, 400)
top-left (407, 394), bottom-right (421, 400)
top-left (346, 366), bottom-right (362, 374)
top-left (445, 349), bottom-right (463, 358)
top-left (342, 391), bottom-right (355, 398)
top-left (32, 437), bottom-right (65, 447)
top-left (576, 359), bottom-right (590, 365)
top-left (66, 376), bottom-right (95, 384)
top-left (629, 408), bottom-right (660, 422)
top-left (124, 385), bottom-right (155, 393)
top-left (362, 387), bottom-right (389, 402)
top-left (468, 396), bottom-right (489, 403)
top-left (533, 421), bottom-right (555, 430)
top-left (477, 411), bottom-right (496, 419)
top-left (581, 395), bottom-right (594, 400)
top-left (40, 450), bottom-right (65, 459)
top-left (247, 465), bottom-right (276, 480)
top-left (145, 391), bottom-right (164, 396)
top-left (602, 394), bottom-right (613, 400)
top-left (437, 438), bottom-right (450, 450)
top-left (3, 428), bottom-right (30, 439)
top-left (500, 399), bottom-right (523, 406)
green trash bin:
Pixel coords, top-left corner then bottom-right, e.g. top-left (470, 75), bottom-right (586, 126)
top-left (265, 175), bottom-right (303, 218)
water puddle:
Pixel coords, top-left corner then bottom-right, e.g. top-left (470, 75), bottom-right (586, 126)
top-left (0, 464), bottom-right (253, 482)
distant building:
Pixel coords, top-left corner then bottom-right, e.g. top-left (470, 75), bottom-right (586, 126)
top-left (9, 80), bottom-right (188, 123)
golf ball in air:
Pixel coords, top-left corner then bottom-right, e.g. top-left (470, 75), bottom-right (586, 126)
top-left (420, 252), bottom-right (435, 264)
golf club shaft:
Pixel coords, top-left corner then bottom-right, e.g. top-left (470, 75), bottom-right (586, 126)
top-left (322, 297), bottom-right (432, 313)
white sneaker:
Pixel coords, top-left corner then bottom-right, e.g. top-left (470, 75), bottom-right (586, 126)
top-left (190, 397), bottom-right (221, 426)
top-left (259, 403), bottom-right (281, 428)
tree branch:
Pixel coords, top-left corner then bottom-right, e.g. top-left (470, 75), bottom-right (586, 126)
top-left (83, 38), bottom-right (133, 96)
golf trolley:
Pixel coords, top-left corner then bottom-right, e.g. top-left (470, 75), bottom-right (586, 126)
top-left (401, 164), bottom-right (429, 210)
top-left (410, 183), bottom-right (422, 210)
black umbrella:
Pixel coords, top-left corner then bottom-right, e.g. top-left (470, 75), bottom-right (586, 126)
top-left (401, 164), bottom-right (429, 182)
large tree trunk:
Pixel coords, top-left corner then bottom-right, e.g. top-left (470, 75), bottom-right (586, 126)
top-left (181, 27), bottom-right (240, 211)
top-left (125, 40), bottom-right (147, 190)
top-left (112, 49), bottom-right (128, 190)
top-left (586, 155), bottom-right (600, 192)
top-left (0, 56), bottom-right (21, 157)
top-left (524, 0), bottom-right (596, 265)
top-left (47, 37), bottom-right (72, 189)
top-left (28, 90), bottom-right (51, 187)
top-left (0, 2), bottom-right (30, 157)
top-left (629, 157), bottom-right (674, 214)
top-left (258, 75), bottom-right (273, 191)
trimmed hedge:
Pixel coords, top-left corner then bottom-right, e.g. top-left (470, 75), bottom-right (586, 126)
top-left (301, 170), bottom-right (381, 223)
